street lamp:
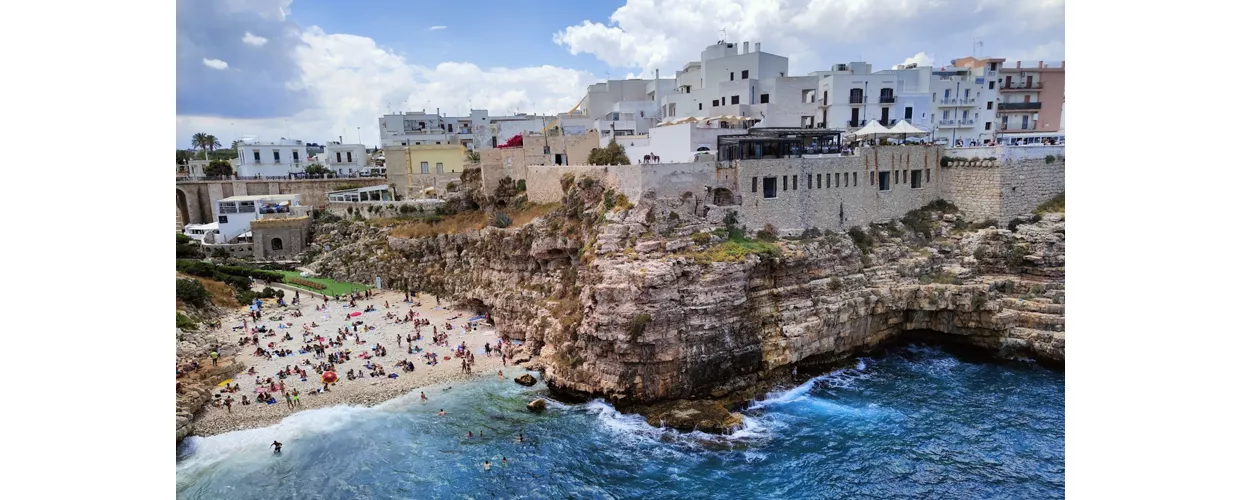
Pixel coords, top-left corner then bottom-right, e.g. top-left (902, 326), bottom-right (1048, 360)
top-left (951, 78), bottom-right (961, 147)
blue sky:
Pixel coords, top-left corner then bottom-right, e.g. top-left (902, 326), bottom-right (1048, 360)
top-left (176, 0), bottom-right (1065, 149)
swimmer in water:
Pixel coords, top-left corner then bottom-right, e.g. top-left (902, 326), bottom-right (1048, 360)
top-left (484, 460), bottom-right (491, 471)
top-left (270, 441), bottom-right (282, 454)
top-left (516, 432), bottom-right (524, 443)
top-left (467, 431), bottom-right (474, 438)
top-left (438, 409), bottom-right (446, 416)
top-left (420, 391), bottom-right (428, 401)
top-left (502, 456), bottom-right (508, 465)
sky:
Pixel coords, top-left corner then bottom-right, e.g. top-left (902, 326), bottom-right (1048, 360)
top-left (175, 0), bottom-right (1064, 149)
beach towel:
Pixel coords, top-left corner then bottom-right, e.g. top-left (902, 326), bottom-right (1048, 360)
top-left (216, 379), bottom-right (234, 387)
top-left (350, 312), bottom-right (362, 317)
top-left (388, 373), bottom-right (398, 378)
top-left (468, 315), bottom-right (486, 322)
top-left (267, 399), bottom-right (278, 405)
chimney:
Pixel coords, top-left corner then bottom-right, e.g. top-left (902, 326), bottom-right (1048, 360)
top-left (743, 41), bottom-right (749, 54)
top-left (754, 42), bottom-right (761, 53)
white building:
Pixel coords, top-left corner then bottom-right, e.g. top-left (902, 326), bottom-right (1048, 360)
top-left (581, 78), bottom-right (675, 141)
top-left (211, 194), bottom-right (309, 244)
top-left (322, 142), bottom-right (369, 176)
top-left (656, 41), bottom-right (820, 129)
top-left (182, 222), bottom-right (219, 242)
top-left (232, 139), bottom-right (309, 178)
top-left (379, 109), bottom-right (486, 151)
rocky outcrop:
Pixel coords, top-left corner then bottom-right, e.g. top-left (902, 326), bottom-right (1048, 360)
top-left (176, 361), bottom-right (243, 446)
top-left (514, 374), bottom-right (537, 387)
top-left (526, 398), bottom-right (547, 413)
top-left (309, 181), bottom-right (1065, 432)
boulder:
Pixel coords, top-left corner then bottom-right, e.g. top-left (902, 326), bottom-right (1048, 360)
top-left (514, 374), bottom-right (537, 386)
top-left (637, 398), bottom-right (743, 434)
top-left (526, 398), bottom-right (547, 413)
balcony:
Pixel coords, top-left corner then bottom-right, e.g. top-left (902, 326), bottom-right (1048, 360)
top-left (939, 98), bottom-right (976, 107)
top-left (939, 119), bottom-right (976, 129)
top-left (879, 119), bottom-right (897, 126)
top-left (997, 102), bottom-right (1043, 112)
top-left (849, 96), bottom-right (865, 104)
top-left (848, 120), bottom-right (863, 127)
top-left (1001, 82), bottom-right (1043, 91)
top-left (879, 95), bottom-right (897, 104)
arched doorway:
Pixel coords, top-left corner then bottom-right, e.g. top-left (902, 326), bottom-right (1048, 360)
top-left (176, 188), bottom-right (190, 230)
top-left (270, 237), bottom-right (284, 252)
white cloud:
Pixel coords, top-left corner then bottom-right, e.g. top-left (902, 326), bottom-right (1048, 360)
top-left (553, 0), bottom-right (1064, 77)
top-left (893, 52), bottom-right (935, 69)
top-left (242, 32), bottom-right (269, 46)
top-left (202, 58), bottom-right (229, 70)
top-left (428, 25), bottom-right (447, 31)
top-left (178, 26), bottom-right (596, 148)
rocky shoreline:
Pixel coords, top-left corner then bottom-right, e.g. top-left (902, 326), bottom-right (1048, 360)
top-left (304, 177), bottom-right (1065, 433)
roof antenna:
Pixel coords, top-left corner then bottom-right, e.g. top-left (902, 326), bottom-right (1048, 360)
top-left (719, 28), bottom-right (726, 44)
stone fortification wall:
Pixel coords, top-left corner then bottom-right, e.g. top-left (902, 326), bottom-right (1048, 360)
top-left (523, 165), bottom-right (642, 203)
top-left (322, 199), bottom-right (446, 220)
top-left (1001, 158), bottom-right (1065, 222)
top-left (939, 162), bottom-right (1003, 222)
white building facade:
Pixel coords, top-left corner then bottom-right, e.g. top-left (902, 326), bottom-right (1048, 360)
top-left (232, 140), bottom-right (309, 178)
top-left (212, 194), bottom-right (308, 244)
top-left (321, 142), bottom-right (369, 175)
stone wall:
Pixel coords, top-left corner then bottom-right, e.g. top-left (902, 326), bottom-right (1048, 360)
top-left (940, 163), bottom-right (1002, 222)
top-left (522, 165), bottom-right (642, 204)
top-left (1001, 158), bottom-right (1065, 222)
top-left (322, 199), bottom-right (446, 220)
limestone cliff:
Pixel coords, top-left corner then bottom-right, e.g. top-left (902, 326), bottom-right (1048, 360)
top-left (310, 179), bottom-right (1065, 431)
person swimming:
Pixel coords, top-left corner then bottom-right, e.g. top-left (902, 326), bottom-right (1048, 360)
top-left (437, 409), bottom-right (446, 416)
top-left (483, 460), bottom-right (491, 471)
top-left (270, 441), bottom-right (282, 454)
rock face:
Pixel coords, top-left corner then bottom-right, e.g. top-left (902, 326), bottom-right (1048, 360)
top-left (514, 374), bottom-right (537, 387)
top-left (310, 179), bottom-right (1065, 432)
top-left (527, 398), bottom-right (547, 413)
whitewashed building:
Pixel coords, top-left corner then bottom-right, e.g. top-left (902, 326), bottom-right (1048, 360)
top-left (322, 142), bottom-right (369, 175)
top-left (232, 139), bottom-right (309, 178)
top-left (211, 194), bottom-right (309, 244)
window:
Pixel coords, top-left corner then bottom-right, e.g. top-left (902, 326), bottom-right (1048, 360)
top-left (844, 173), bottom-right (849, 187)
top-left (436, 162), bottom-right (444, 174)
top-left (924, 168), bottom-right (930, 183)
top-left (783, 176), bottom-right (788, 191)
top-left (220, 202), bottom-right (238, 214)
top-left (420, 161), bottom-right (429, 174)
top-left (989, 81), bottom-right (995, 89)
top-left (730, 72), bottom-right (735, 81)
top-left (1021, 115), bottom-right (1030, 129)
top-left (903, 170), bottom-right (908, 184)
top-left (336, 152), bottom-right (342, 163)
top-left (752, 177), bottom-right (758, 193)
top-left (878, 171), bottom-right (891, 191)
top-left (905, 107), bottom-right (913, 120)
top-left (763, 177), bottom-right (777, 198)
top-left (853, 172), bottom-right (857, 186)
top-left (218, 215), bottom-right (229, 223)
top-left (760, 94), bottom-right (770, 104)
top-left (870, 171), bottom-right (875, 185)
top-left (238, 201), bottom-right (255, 213)
top-left (742, 70), bottom-right (749, 79)
top-left (271, 238), bottom-right (283, 251)
top-left (987, 101), bottom-right (994, 110)
top-left (712, 100), bottom-right (720, 107)
top-left (835, 173), bottom-right (840, 187)
top-left (964, 89), bottom-right (970, 99)
top-left (731, 95), bottom-right (740, 105)
top-left (825, 173), bottom-right (830, 188)
top-left (292, 151), bottom-right (299, 162)
top-left (699, 103), bottom-right (703, 110)
top-left (347, 152), bottom-right (353, 163)
top-left (273, 150), bottom-right (280, 163)
top-left (803, 89), bottom-right (816, 103)
top-left (942, 110), bottom-right (950, 120)
top-left (792, 175), bottom-right (797, 190)
top-left (817, 174), bottom-right (822, 189)
top-left (253, 151), bottom-right (261, 162)
top-left (911, 170), bottom-right (923, 189)
top-left (944, 89), bottom-right (950, 100)
top-left (985, 122), bottom-right (992, 130)
top-left (448, 124), bottom-right (453, 132)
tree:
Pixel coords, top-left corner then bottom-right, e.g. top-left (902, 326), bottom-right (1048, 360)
top-left (587, 139), bottom-right (631, 165)
top-left (305, 164), bottom-right (331, 176)
top-left (205, 134), bottom-right (221, 158)
top-left (191, 132), bottom-right (220, 160)
top-left (465, 150), bottom-right (481, 164)
top-left (205, 160), bottom-right (233, 177)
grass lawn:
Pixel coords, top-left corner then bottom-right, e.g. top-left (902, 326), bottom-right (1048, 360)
top-left (273, 270), bottom-right (372, 296)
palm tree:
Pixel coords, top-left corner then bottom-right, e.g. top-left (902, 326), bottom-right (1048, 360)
top-left (191, 133), bottom-right (210, 160)
top-left (205, 134), bottom-right (221, 159)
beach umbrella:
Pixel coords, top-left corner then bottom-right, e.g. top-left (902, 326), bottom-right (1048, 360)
top-left (321, 371), bottom-right (338, 384)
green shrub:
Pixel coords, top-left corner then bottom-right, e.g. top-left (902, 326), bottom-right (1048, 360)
top-left (629, 313), bottom-right (652, 340)
top-left (334, 184), bottom-right (362, 191)
top-left (516, 179), bottom-right (527, 192)
top-left (691, 232), bottom-right (711, 245)
top-left (756, 223), bottom-right (778, 242)
top-left (919, 272), bottom-right (963, 285)
top-left (603, 189), bottom-right (616, 210)
top-left (799, 227), bottom-right (823, 240)
top-left (828, 277), bottom-right (843, 291)
top-left (176, 312), bottom-right (198, 330)
top-left (286, 276), bottom-right (327, 290)
top-left (722, 210), bottom-right (739, 227)
top-left (1044, 155), bottom-right (1056, 164)
top-left (972, 295), bottom-right (988, 310)
top-left (1007, 245), bottom-right (1032, 268)
top-left (848, 226), bottom-right (874, 254)
top-left (176, 233), bottom-right (205, 259)
top-left (491, 211), bottom-right (512, 228)
top-left (176, 278), bottom-right (209, 308)
top-left (1035, 193), bottom-right (1065, 214)
top-left (668, 211), bottom-right (680, 222)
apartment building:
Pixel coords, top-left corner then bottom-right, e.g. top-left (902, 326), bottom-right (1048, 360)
top-left (321, 142), bottom-right (369, 175)
top-left (232, 139), bottom-right (309, 177)
top-left (657, 41), bottom-right (819, 128)
top-left (997, 61), bottom-right (1065, 134)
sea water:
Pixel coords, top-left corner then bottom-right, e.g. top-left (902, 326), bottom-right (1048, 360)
top-left (176, 344), bottom-right (1064, 499)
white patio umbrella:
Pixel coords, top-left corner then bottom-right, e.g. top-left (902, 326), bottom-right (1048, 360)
top-left (887, 120), bottom-right (929, 141)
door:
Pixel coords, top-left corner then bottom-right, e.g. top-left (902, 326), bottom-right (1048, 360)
top-left (850, 108), bottom-right (860, 125)
top-left (880, 108), bottom-right (889, 124)
top-left (1005, 76), bottom-right (1012, 88)
top-left (1026, 76), bottom-right (1033, 87)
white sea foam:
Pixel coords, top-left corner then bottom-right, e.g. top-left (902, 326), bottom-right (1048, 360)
top-left (177, 404), bottom-right (374, 476)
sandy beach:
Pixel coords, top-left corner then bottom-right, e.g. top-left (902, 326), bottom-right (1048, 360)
top-left (190, 288), bottom-right (516, 437)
